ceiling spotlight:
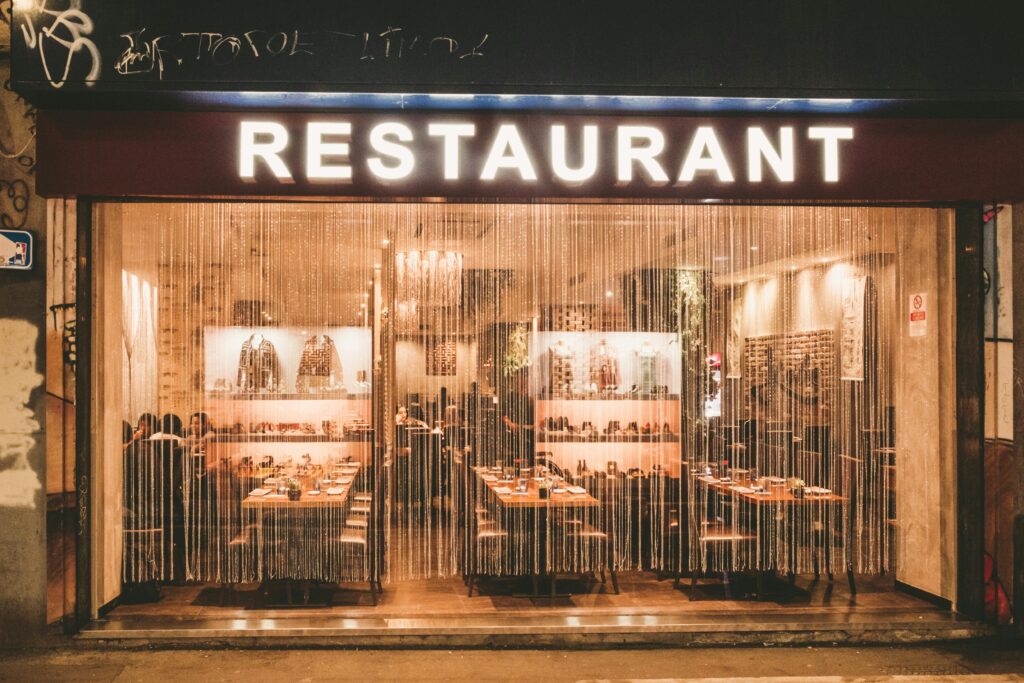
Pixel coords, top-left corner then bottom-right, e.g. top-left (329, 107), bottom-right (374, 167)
top-left (790, 266), bottom-right (797, 271)
top-left (382, 238), bottom-right (390, 246)
top-left (605, 290), bottom-right (613, 298)
top-left (714, 255), bottom-right (730, 262)
top-left (373, 264), bottom-right (381, 270)
top-left (360, 303), bottom-right (366, 308)
top-left (750, 246), bottom-right (759, 251)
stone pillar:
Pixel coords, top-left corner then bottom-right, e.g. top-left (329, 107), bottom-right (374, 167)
top-left (0, 21), bottom-right (49, 644)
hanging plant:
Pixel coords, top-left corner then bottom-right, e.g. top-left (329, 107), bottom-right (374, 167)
top-left (502, 323), bottom-right (531, 377)
top-left (674, 269), bottom-right (705, 350)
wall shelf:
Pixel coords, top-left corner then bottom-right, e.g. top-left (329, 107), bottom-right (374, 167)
top-left (537, 434), bottom-right (679, 444)
top-left (206, 392), bottom-right (371, 401)
top-left (210, 434), bottom-right (372, 443)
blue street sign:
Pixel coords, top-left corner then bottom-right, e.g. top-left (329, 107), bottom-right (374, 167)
top-left (0, 230), bottom-right (33, 270)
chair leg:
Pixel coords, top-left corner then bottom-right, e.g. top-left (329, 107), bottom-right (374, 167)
top-left (689, 569), bottom-right (699, 601)
top-left (467, 572), bottom-right (474, 597)
top-left (722, 571), bottom-right (732, 599)
top-left (609, 568), bottom-right (620, 595)
top-left (847, 568), bottom-right (857, 595)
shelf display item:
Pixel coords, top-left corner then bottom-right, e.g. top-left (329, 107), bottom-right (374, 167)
top-left (236, 332), bottom-right (282, 393)
top-left (296, 334), bottom-right (345, 393)
top-left (589, 339), bottom-right (621, 392)
top-left (635, 342), bottom-right (662, 393)
top-left (548, 339), bottom-right (576, 397)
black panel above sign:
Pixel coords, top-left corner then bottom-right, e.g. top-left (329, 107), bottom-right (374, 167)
top-left (10, 0), bottom-right (1024, 112)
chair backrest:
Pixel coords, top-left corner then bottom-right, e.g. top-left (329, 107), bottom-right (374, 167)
top-left (834, 453), bottom-right (860, 498)
top-left (760, 443), bottom-right (790, 478)
top-left (794, 448), bottom-right (823, 485)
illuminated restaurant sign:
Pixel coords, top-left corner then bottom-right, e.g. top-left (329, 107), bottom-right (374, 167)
top-left (239, 120), bottom-right (854, 186)
top-left (34, 110), bottom-right (1024, 200)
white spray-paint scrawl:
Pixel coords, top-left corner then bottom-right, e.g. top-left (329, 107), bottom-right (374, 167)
top-left (0, 318), bottom-right (43, 508)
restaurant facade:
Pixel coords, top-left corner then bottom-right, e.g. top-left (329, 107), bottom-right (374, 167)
top-left (5, 0), bottom-right (1024, 645)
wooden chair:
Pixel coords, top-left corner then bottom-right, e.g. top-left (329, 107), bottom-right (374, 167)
top-left (327, 470), bottom-right (380, 604)
top-left (821, 453), bottom-right (859, 594)
top-left (220, 523), bottom-right (258, 604)
top-left (882, 463), bottom-right (897, 572)
top-left (466, 505), bottom-right (508, 597)
top-left (554, 476), bottom-right (619, 595)
top-left (562, 517), bottom-right (619, 595)
top-left (689, 521), bottom-right (756, 600)
top-left (327, 527), bottom-right (378, 605)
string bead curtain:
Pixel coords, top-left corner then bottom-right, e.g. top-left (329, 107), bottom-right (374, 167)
top-left (113, 202), bottom-right (943, 588)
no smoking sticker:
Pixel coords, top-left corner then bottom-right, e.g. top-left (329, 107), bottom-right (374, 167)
top-left (909, 292), bottom-right (927, 337)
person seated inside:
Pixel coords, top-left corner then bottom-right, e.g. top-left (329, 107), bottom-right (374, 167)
top-left (125, 413), bottom-right (158, 450)
top-left (151, 413), bottom-right (184, 445)
top-left (185, 411), bottom-right (215, 454)
top-left (395, 405), bottom-right (428, 429)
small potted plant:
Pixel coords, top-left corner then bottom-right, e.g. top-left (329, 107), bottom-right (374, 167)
top-left (286, 477), bottom-right (302, 501)
top-left (788, 477), bottom-right (806, 499)
top-left (538, 478), bottom-right (552, 499)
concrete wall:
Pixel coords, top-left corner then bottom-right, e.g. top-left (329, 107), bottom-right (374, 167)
top-left (894, 210), bottom-right (958, 600)
top-left (0, 17), bottom-right (49, 645)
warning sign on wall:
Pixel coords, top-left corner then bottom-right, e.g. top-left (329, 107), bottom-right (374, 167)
top-left (909, 292), bottom-right (927, 337)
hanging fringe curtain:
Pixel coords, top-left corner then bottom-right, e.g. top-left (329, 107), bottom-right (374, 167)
top-left (115, 202), bottom-right (921, 588)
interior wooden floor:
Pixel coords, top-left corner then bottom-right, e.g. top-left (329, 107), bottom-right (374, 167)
top-left (107, 571), bottom-right (935, 620)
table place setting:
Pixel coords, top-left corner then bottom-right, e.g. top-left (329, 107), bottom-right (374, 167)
top-left (493, 486), bottom-right (513, 495)
top-left (325, 486), bottom-right (345, 496)
top-left (248, 488), bottom-right (271, 497)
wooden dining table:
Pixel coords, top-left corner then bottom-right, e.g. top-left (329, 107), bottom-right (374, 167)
top-left (240, 463), bottom-right (363, 604)
top-left (474, 466), bottom-right (600, 509)
top-left (241, 464), bottom-right (362, 509)
top-left (693, 473), bottom-right (853, 595)
top-left (473, 467), bottom-right (599, 597)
